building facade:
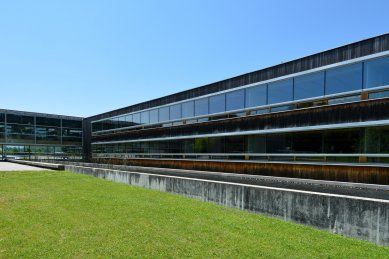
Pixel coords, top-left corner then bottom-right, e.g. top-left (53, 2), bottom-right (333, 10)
top-left (83, 34), bottom-right (389, 183)
top-left (0, 109), bottom-right (82, 160)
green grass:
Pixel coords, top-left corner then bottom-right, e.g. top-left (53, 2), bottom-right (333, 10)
top-left (0, 171), bottom-right (388, 258)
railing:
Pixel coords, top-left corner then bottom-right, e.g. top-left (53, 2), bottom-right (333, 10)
top-left (91, 152), bottom-right (389, 164)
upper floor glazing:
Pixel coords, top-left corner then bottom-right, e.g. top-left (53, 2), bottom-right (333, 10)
top-left (91, 54), bottom-right (389, 133)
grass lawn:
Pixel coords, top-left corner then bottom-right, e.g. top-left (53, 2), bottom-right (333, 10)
top-left (0, 171), bottom-right (388, 258)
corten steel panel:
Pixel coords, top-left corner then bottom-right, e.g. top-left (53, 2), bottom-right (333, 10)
top-left (92, 98), bottom-right (389, 142)
top-left (93, 158), bottom-right (389, 185)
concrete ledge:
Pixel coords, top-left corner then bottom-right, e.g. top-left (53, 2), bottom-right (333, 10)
top-left (8, 159), bottom-right (65, 170)
top-left (65, 164), bottom-right (389, 246)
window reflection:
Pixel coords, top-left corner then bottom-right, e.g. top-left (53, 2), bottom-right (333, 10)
top-left (209, 94), bottom-right (225, 114)
top-left (325, 63), bottom-right (362, 95)
top-left (268, 79), bottom-right (293, 104)
top-left (170, 104), bottom-right (181, 120)
top-left (364, 56), bottom-right (389, 89)
top-left (195, 98), bottom-right (208, 116)
top-left (294, 72), bottom-right (325, 100)
top-left (226, 90), bottom-right (244, 111)
top-left (159, 107), bottom-right (170, 122)
top-left (245, 85), bottom-right (267, 108)
top-left (182, 101), bottom-right (194, 118)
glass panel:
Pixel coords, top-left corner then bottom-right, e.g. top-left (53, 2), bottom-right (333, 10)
top-left (149, 109), bottom-right (159, 123)
top-left (368, 90), bottom-right (389, 99)
top-left (270, 105), bottom-right (293, 112)
top-left (124, 114), bottom-right (133, 127)
top-left (293, 132), bottom-right (322, 153)
top-left (118, 116), bottom-right (126, 128)
top-left (208, 137), bottom-right (225, 153)
top-left (266, 133), bottom-right (292, 153)
top-left (268, 79), bottom-right (293, 104)
top-left (245, 85), bottom-right (267, 108)
top-left (195, 98), bottom-right (209, 116)
top-left (0, 113), bottom-right (4, 123)
top-left (182, 101), bottom-right (194, 118)
top-left (225, 136), bottom-right (245, 153)
top-left (132, 113), bottom-right (141, 125)
top-left (0, 123), bottom-right (4, 141)
top-left (170, 104), bottom-right (181, 120)
top-left (327, 95), bottom-right (360, 105)
top-left (294, 72), bottom-right (325, 100)
top-left (364, 56), bottom-right (389, 89)
top-left (365, 126), bottom-right (389, 153)
top-left (323, 128), bottom-right (361, 153)
top-left (209, 94), bottom-right (225, 114)
top-left (6, 114), bottom-right (34, 125)
top-left (159, 107), bottom-right (170, 122)
top-left (247, 135), bottom-right (266, 153)
top-left (36, 127), bottom-right (61, 144)
top-left (141, 111), bottom-right (149, 124)
top-left (194, 137), bottom-right (208, 153)
top-left (36, 117), bottom-right (61, 127)
top-left (226, 90), bottom-right (245, 111)
top-left (325, 63), bottom-right (362, 95)
top-left (62, 119), bottom-right (82, 129)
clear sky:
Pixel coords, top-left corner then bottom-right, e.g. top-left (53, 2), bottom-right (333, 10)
top-left (0, 0), bottom-right (387, 117)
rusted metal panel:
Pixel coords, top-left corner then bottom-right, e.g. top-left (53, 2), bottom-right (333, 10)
top-left (93, 158), bottom-right (389, 185)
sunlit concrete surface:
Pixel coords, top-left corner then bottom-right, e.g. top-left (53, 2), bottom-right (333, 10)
top-left (0, 162), bottom-right (50, 171)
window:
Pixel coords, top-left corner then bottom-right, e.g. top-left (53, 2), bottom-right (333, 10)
top-left (36, 117), bottom-right (61, 127)
top-left (245, 85), bottom-right (267, 108)
top-left (325, 63), bottom-right (362, 95)
top-left (195, 98), bottom-right (209, 116)
top-left (182, 101), bottom-right (194, 118)
top-left (268, 79), bottom-right (293, 104)
top-left (6, 114), bottom-right (34, 125)
top-left (149, 109), bottom-right (159, 123)
top-left (369, 90), bottom-right (389, 99)
top-left (364, 56), bottom-right (389, 89)
top-left (141, 111), bottom-right (149, 124)
top-left (170, 104), bottom-right (181, 120)
top-left (125, 114), bottom-right (133, 127)
top-left (294, 72), bottom-right (325, 100)
top-left (209, 94), bottom-right (225, 114)
top-left (159, 107), bottom-right (170, 122)
top-left (133, 113), bottom-right (141, 125)
top-left (62, 119), bottom-right (82, 129)
top-left (226, 90), bottom-right (245, 111)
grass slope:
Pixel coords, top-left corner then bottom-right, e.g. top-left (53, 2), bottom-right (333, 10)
top-left (0, 171), bottom-right (388, 258)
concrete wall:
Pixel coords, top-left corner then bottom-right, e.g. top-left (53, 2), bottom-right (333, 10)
top-left (65, 164), bottom-right (389, 246)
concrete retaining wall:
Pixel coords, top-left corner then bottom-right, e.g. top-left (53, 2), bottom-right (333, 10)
top-left (8, 159), bottom-right (65, 170)
top-left (65, 164), bottom-right (389, 246)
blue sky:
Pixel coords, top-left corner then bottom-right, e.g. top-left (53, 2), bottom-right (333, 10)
top-left (0, 0), bottom-right (387, 117)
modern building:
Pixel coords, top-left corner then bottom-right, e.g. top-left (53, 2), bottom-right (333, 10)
top-left (0, 109), bottom-right (83, 160)
top-left (82, 34), bottom-right (389, 184)
top-left (7, 34), bottom-right (389, 184)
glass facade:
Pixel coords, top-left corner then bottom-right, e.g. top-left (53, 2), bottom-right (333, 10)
top-left (268, 79), bottom-right (293, 104)
top-left (294, 72), bottom-right (325, 100)
top-left (195, 98), bottom-right (208, 116)
top-left (92, 126), bottom-right (389, 159)
top-left (182, 101), bottom-right (194, 118)
top-left (364, 56), bottom-right (389, 89)
top-left (92, 55), bottom-right (389, 133)
top-left (0, 111), bottom-right (82, 160)
top-left (226, 90), bottom-right (245, 111)
top-left (325, 63), bottom-right (363, 95)
top-left (209, 94), bottom-right (225, 114)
